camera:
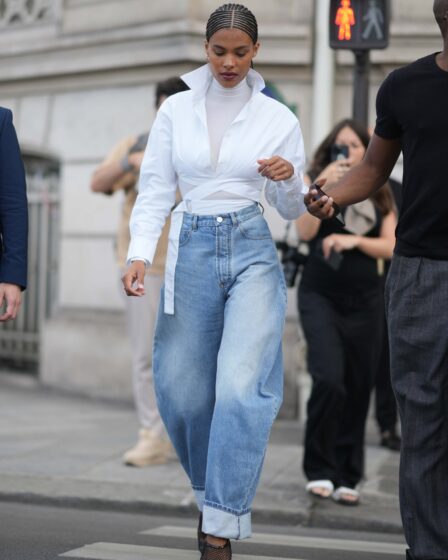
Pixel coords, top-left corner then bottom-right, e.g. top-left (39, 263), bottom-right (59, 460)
top-left (276, 240), bottom-right (308, 288)
top-left (330, 143), bottom-right (349, 162)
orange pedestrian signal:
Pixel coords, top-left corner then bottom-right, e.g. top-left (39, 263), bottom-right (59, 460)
top-left (329, 0), bottom-right (390, 50)
top-left (335, 0), bottom-right (355, 41)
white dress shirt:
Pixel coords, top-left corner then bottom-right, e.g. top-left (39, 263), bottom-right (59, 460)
top-left (128, 63), bottom-right (307, 314)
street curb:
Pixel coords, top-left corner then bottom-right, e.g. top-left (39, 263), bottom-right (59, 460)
top-left (0, 490), bottom-right (403, 534)
top-left (0, 490), bottom-right (307, 525)
top-left (308, 508), bottom-right (403, 535)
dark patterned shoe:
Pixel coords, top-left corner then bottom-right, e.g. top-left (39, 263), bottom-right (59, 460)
top-left (380, 430), bottom-right (401, 451)
top-left (200, 539), bottom-right (232, 560)
top-left (197, 513), bottom-right (206, 553)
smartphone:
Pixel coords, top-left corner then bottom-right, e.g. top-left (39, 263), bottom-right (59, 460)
top-left (316, 240), bottom-right (344, 270)
top-left (310, 183), bottom-right (345, 226)
top-left (330, 144), bottom-right (349, 162)
top-left (326, 248), bottom-right (344, 271)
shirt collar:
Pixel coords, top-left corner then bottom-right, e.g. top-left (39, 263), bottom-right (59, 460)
top-left (181, 63), bottom-right (265, 101)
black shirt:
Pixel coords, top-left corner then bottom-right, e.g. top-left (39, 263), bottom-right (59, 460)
top-left (300, 207), bottom-right (383, 298)
top-left (375, 53), bottom-right (448, 260)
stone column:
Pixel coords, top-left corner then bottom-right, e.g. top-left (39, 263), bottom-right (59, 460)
top-left (311, 0), bottom-right (335, 151)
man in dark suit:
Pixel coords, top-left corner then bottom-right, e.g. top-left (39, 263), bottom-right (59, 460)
top-left (0, 107), bottom-right (28, 321)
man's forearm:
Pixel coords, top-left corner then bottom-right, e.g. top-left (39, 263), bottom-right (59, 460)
top-left (324, 160), bottom-right (386, 208)
top-left (305, 135), bottom-right (401, 221)
top-left (90, 161), bottom-right (127, 194)
top-left (324, 134), bottom-right (401, 208)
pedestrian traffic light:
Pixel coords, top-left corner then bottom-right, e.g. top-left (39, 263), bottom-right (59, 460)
top-left (329, 0), bottom-right (390, 50)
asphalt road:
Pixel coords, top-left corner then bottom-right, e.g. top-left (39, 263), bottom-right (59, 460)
top-left (0, 502), bottom-right (407, 560)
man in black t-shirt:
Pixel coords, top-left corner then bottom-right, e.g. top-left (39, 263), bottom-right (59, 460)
top-left (305, 2), bottom-right (448, 559)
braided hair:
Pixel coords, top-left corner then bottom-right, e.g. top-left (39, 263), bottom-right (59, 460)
top-left (206, 4), bottom-right (258, 44)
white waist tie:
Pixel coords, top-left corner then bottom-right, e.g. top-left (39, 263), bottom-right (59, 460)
top-left (164, 180), bottom-right (262, 315)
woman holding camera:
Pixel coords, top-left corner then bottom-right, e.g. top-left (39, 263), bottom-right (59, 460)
top-left (296, 119), bottom-right (396, 506)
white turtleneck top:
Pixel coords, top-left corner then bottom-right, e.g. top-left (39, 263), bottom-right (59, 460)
top-left (206, 77), bottom-right (252, 167)
top-left (205, 77), bottom-right (252, 205)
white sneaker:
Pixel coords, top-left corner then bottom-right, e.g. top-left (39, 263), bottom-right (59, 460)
top-left (123, 429), bottom-right (175, 467)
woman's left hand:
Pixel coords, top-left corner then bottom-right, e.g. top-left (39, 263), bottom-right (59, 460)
top-left (257, 156), bottom-right (294, 181)
top-left (322, 234), bottom-right (360, 259)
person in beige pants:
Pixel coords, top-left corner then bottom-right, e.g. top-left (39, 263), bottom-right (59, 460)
top-left (91, 77), bottom-right (189, 466)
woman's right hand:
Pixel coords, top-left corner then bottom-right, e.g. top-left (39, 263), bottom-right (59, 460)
top-left (316, 159), bottom-right (351, 187)
top-left (122, 261), bottom-right (146, 297)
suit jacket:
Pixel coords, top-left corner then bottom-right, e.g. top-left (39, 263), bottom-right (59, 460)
top-left (0, 108), bottom-right (28, 289)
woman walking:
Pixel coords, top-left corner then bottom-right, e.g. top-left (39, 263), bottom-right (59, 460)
top-left (122, 4), bottom-right (306, 558)
top-left (296, 119), bottom-right (396, 506)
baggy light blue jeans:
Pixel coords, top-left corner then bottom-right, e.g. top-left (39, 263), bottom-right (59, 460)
top-left (153, 204), bottom-right (286, 540)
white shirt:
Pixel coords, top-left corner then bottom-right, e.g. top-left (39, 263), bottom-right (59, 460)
top-left (128, 64), bottom-right (307, 314)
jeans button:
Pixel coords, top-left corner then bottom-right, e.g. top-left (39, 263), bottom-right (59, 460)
top-left (216, 216), bottom-right (223, 223)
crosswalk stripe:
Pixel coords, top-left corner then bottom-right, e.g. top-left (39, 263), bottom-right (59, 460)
top-left (141, 526), bottom-right (406, 555)
top-left (60, 542), bottom-right (301, 560)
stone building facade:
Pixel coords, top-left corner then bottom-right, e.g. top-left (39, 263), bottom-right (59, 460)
top-left (0, 0), bottom-right (442, 417)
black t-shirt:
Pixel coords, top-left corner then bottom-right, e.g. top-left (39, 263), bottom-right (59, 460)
top-left (375, 53), bottom-right (448, 260)
top-left (300, 206), bottom-right (383, 298)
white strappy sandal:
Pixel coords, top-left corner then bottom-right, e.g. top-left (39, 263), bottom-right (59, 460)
top-left (332, 486), bottom-right (360, 506)
top-left (305, 479), bottom-right (334, 498)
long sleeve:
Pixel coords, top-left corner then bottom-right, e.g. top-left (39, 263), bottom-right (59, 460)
top-left (127, 102), bottom-right (177, 265)
top-left (265, 120), bottom-right (307, 220)
top-left (0, 110), bottom-right (28, 289)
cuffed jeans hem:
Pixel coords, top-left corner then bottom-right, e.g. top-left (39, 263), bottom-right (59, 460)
top-left (193, 488), bottom-right (205, 511)
top-left (202, 503), bottom-right (251, 540)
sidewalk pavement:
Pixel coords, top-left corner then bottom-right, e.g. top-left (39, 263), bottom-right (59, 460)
top-left (0, 372), bottom-right (402, 535)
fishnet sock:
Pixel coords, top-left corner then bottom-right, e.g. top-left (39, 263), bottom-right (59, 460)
top-left (200, 539), bottom-right (232, 560)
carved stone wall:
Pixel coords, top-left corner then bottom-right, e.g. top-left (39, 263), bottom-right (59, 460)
top-left (0, 0), bottom-right (54, 27)
top-left (0, 0), bottom-right (440, 410)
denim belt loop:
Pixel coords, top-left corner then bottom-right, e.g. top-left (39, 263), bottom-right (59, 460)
top-left (230, 213), bottom-right (239, 226)
top-left (192, 215), bottom-right (198, 230)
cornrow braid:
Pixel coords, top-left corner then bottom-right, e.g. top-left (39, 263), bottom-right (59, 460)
top-left (206, 3), bottom-right (258, 44)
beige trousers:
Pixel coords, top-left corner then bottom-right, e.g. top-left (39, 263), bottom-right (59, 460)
top-left (121, 272), bottom-right (165, 438)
